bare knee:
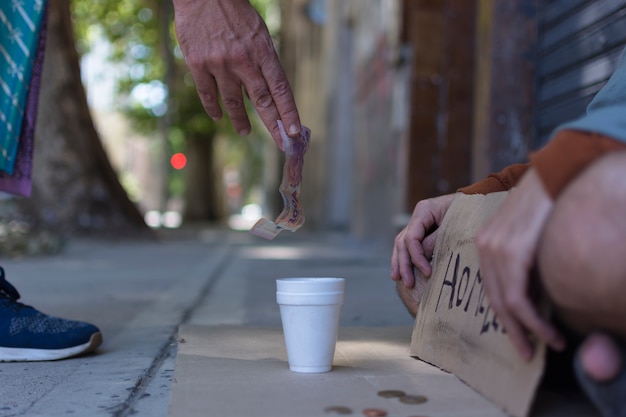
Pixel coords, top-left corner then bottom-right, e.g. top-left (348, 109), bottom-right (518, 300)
top-left (538, 196), bottom-right (598, 313)
top-left (538, 152), bottom-right (626, 334)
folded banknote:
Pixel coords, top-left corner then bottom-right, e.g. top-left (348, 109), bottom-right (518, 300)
top-left (250, 120), bottom-right (310, 240)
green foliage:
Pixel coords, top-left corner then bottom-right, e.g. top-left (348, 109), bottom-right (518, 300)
top-left (72, 0), bottom-right (175, 134)
top-left (71, 0), bottom-right (273, 203)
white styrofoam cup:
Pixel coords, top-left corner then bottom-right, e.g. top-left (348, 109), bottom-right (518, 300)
top-left (276, 277), bottom-right (345, 373)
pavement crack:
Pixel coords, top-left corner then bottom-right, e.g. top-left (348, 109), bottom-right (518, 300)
top-left (109, 246), bottom-right (236, 417)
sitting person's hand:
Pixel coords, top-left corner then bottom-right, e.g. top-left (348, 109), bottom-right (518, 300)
top-left (475, 168), bottom-right (565, 360)
top-left (391, 193), bottom-right (456, 288)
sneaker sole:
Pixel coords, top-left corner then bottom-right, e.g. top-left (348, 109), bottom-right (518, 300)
top-left (0, 332), bottom-right (103, 362)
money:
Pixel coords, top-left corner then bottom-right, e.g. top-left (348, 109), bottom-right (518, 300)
top-left (376, 390), bottom-right (405, 398)
top-left (361, 408), bottom-right (387, 417)
top-left (250, 120), bottom-right (310, 240)
top-left (398, 395), bottom-right (428, 405)
top-left (324, 405), bottom-right (353, 414)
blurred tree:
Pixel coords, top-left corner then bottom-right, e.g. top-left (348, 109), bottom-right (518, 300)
top-left (72, 0), bottom-right (275, 223)
top-left (16, 0), bottom-right (151, 237)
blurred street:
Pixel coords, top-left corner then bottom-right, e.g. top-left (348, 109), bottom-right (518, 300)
top-left (0, 228), bottom-right (414, 416)
top-left (0, 228), bottom-right (602, 417)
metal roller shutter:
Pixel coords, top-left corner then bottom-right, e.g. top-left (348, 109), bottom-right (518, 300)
top-left (536, 0), bottom-right (626, 147)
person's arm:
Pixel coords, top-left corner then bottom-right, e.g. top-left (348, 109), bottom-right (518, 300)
top-left (467, 130), bottom-right (626, 360)
top-left (475, 168), bottom-right (565, 360)
top-left (458, 163), bottom-right (530, 194)
top-left (172, 0), bottom-right (301, 148)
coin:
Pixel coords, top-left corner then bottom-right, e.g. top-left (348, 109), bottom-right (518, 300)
top-left (399, 395), bottom-right (428, 404)
top-left (376, 390), bottom-right (405, 398)
top-left (361, 408), bottom-right (388, 417)
top-left (324, 406), bottom-right (353, 415)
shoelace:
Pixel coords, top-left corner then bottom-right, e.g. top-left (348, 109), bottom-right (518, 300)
top-left (0, 267), bottom-right (26, 312)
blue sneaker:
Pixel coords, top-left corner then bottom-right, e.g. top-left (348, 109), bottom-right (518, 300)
top-left (0, 268), bottom-right (102, 361)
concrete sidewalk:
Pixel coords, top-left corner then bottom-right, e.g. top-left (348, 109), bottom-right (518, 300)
top-left (0, 228), bottom-right (414, 417)
top-left (0, 228), bottom-right (599, 417)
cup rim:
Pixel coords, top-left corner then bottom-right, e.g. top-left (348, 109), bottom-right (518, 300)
top-left (276, 277), bottom-right (345, 283)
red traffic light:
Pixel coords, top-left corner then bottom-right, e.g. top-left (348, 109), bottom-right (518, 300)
top-left (170, 153), bottom-right (187, 170)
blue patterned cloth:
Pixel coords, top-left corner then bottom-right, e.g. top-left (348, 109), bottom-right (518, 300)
top-left (0, 0), bottom-right (46, 174)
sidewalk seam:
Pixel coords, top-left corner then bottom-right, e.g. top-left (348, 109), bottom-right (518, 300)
top-left (109, 245), bottom-right (236, 417)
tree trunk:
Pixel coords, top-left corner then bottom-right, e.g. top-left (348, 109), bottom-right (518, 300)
top-left (20, 0), bottom-right (152, 237)
top-left (182, 134), bottom-right (223, 222)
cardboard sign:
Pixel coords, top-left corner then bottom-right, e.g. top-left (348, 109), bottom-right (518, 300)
top-left (409, 192), bottom-right (545, 417)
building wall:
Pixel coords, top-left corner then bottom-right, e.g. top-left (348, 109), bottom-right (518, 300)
top-left (338, 0), bottom-right (408, 240)
top-left (278, 0), bottom-right (626, 242)
top-left (403, 0), bottom-right (477, 207)
top-left (280, 0), bottom-right (408, 241)
top-left (471, 0), bottom-right (538, 181)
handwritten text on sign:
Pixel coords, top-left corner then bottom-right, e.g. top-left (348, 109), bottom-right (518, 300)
top-left (410, 193), bottom-right (545, 417)
top-left (434, 251), bottom-right (504, 336)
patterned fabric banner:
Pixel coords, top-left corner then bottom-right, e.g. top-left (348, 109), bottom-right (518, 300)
top-left (0, 0), bottom-right (46, 174)
top-left (0, 1), bottom-right (46, 196)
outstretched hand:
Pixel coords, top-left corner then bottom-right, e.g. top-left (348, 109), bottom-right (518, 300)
top-left (475, 168), bottom-right (565, 360)
top-left (173, 0), bottom-right (301, 148)
top-left (391, 193), bottom-right (456, 288)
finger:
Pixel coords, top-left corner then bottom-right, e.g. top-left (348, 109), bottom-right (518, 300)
top-left (215, 77), bottom-right (251, 136)
top-left (411, 251), bottom-right (432, 277)
top-left (406, 232), bottom-right (432, 277)
top-left (393, 233), bottom-right (416, 288)
top-left (502, 281), bottom-right (566, 352)
top-left (260, 55), bottom-right (301, 138)
top-left (391, 261), bottom-right (399, 281)
top-left (495, 304), bottom-right (535, 360)
top-left (398, 245), bottom-right (416, 288)
top-left (191, 70), bottom-right (223, 121)
top-left (488, 244), bottom-right (566, 352)
top-left (480, 258), bottom-right (534, 359)
top-left (391, 238), bottom-right (401, 281)
top-left (242, 76), bottom-right (283, 148)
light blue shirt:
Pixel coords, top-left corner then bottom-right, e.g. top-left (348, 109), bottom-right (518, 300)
top-left (558, 46), bottom-right (626, 143)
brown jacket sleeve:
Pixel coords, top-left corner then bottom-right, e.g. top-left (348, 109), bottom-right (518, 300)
top-left (530, 130), bottom-right (626, 198)
top-left (458, 130), bottom-right (626, 197)
top-left (458, 163), bottom-right (530, 194)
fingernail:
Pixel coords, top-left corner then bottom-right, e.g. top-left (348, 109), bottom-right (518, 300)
top-left (288, 124), bottom-right (299, 136)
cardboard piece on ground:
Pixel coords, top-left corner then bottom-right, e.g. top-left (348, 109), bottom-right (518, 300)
top-left (410, 192), bottom-right (546, 417)
top-left (169, 325), bottom-right (509, 417)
